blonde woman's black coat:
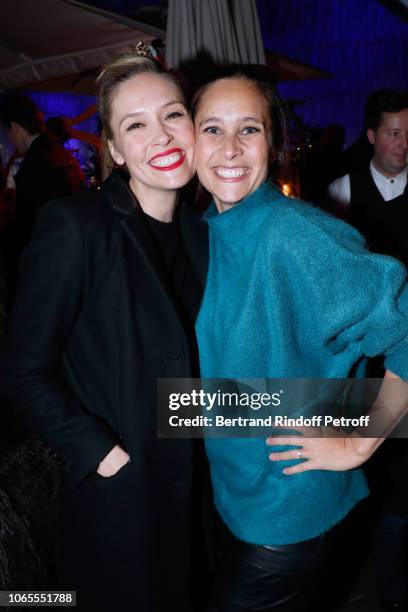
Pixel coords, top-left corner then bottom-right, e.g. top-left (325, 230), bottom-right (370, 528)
top-left (0, 170), bottom-right (208, 611)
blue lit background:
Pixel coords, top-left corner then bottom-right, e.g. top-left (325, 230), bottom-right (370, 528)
top-left (81, 0), bottom-right (408, 145)
top-left (258, 0), bottom-right (408, 145)
top-left (3, 0), bottom-right (407, 155)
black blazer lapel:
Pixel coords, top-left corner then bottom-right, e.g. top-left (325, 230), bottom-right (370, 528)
top-left (101, 170), bottom-right (177, 308)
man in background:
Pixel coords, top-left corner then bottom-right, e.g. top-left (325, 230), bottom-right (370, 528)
top-left (326, 89), bottom-right (408, 264)
top-left (328, 89), bottom-right (408, 612)
top-left (0, 93), bottom-right (85, 301)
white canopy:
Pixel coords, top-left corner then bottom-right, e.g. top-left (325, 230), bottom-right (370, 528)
top-left (0, 0), bottom-right (163, 92)
top-left (0, 0), bottom-right (331, 92)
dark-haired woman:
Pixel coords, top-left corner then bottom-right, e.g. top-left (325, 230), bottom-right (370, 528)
top-left (192, 66), bottom-right (408, 612)
top-left (0, 49), bottom-right (207, 612)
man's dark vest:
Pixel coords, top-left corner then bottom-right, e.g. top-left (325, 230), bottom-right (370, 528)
top-left (351, 166), bottom-right (408, 519)
top-left (349, 165), bottom-right (408, 265)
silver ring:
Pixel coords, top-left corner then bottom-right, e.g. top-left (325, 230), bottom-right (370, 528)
top-left (297, 449), bottom-right (303, 460)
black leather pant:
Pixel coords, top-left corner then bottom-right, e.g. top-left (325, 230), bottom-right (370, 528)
top-left (207, 529), bottom-right (331, 612)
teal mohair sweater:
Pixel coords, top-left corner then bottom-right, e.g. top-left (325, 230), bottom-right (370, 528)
top-left (196, 182), bottom-right (408, 546)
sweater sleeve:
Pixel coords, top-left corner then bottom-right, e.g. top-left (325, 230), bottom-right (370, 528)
top-left (0, 200), bottom-right (120, 487)
top-left (282, 203), bottom-right (408, 379)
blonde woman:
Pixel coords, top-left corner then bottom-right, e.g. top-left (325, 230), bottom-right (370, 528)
top-left (0, 47), bottom-right (207, 612)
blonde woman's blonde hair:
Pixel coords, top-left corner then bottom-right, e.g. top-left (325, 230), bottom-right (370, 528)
top-left (97, 49), bottom-right (182, 140)
top-left (96, 48), bottom-right (184, 176)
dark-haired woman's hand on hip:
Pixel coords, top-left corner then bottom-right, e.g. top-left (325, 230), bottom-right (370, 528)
top-left (267, 370), bottom-right (408, 475)
top-left (266, 434), bottom-right (377, 475)
top-left (266, 370), bottom-right (408, 474)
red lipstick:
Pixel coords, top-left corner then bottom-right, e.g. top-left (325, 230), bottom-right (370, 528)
top-left (149, 148), bottom-right (186, 171)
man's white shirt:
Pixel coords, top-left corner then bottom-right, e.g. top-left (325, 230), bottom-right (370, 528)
top-left (327, 161), bottom-right (407, 211)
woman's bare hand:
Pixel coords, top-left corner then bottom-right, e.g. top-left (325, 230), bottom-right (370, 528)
top-left (266, 434), bottom-right (379, 475)
top-left (266, 370), bottom-right (408, 475)
top-left (97, 444), bottom-right (130, 477)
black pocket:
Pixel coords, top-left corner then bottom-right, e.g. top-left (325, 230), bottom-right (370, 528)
top-left (92, 460), bottom-right (131, 485)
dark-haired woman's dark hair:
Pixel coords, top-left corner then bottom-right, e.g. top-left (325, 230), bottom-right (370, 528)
top-left (191, 63), bottom-right (290, 174)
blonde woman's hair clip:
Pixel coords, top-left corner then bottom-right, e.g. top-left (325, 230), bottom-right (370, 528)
top-left (134, 41), bottom-right (153, 59)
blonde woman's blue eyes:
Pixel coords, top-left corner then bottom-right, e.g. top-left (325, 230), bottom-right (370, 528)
top-left (126, 122), bottom-right (143, 131)
top-left (125, 111), bottom-right (184, 131)
top-left (166, 111), bottom-right (184, 120)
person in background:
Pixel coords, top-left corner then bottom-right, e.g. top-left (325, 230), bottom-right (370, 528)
top-left (0, 46), bottom-right (208, 612)
top-left (192, 64), bottom-right (408, 612)
top-left (328, 89), bottom-right (408, 612)
top-left (0, 93), bottom-right (85, 301)
top-left (326, 89), bottom-right (408, 257)
top-left (300, 124), bottom-right (346, 204)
